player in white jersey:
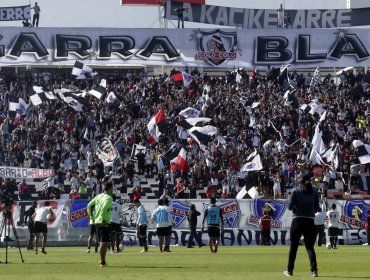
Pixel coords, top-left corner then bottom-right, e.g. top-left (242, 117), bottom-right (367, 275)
top-left (134, 199), bottom-right (148, 252)
top-left (110, 194), bottom-right (122, 253)
top-left (326, 203), bottom-right (340, 249)
top-left (32, 201), bottom-right (54, 254)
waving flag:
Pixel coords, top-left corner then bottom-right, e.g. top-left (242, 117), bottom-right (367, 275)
top-left (29, 86), bottom-right (56, 106)
top-left (179, 107), bottom-right (201, 118)
top-left (283, 89), bottom-right (299, 109)
top-left (308, 67), bottom-right (321, 93)
top-left (89, 79), bottom-right (107, 99)
top-left (56, 89), bottom-right (85, 112)
top-left (241, 149), bottom-right (263, 172)
top-left (352, 140), bottom-right (370, 165)
top-left (106, 91), bottom-right (118, 104)
top-left (309, 111), bottom-right (327, 165)
top-left (147, 108), bottom-right (166, 144)
top-left (170, 148), bottom-right (187, 172)
top-left (171, 72), bottom-right (193, 87)
top-left (8, 95), bottom-right (28, 118)
top-left (188, 125), bottom-right (217, 151)
top-left (71, 61), bottom-right (94, 79)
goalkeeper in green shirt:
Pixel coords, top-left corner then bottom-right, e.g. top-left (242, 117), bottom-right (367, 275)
top-left (87, 182), bottom-right (113, 267)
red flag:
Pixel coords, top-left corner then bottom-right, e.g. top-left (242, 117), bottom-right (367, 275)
top-left (147, 108), bottom-right (166, 144)
top-left (171, 72), bottom-right (183, 82)
top-left (170, 148), bottom-right (187, 172)
top-left (171, 72), bottom-right (193, 87)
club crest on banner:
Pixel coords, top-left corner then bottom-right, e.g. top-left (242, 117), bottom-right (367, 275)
top-left (248, 199), bottom-right (287, 228)
top-left (192, 29), bottom-right (240, 66)
top-left (171, 201), bottom-right (190, 228)
top-left (340, 200), bottom-right (370, 229)
top-left (203, 200), bottom-right (241, 228)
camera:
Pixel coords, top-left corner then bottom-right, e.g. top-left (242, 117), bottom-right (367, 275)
top-left (0, 191), bottom-right (13, 208)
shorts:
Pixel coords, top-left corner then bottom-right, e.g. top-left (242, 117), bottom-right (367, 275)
top-left (28, 222), bottom-right (35, 234)
top-left (89, 224), bottom-right (97, 236)
top-left (138, 224), bottom-right (147, 237)
top-left (208, 226), bottom-right (220, 238)
top-left (95, 224), bottom-right (111, 243)
top-left (34, 221), bottom-right (47, 234)
top-left (110, 222), bottom-right (122, 234)
top-left (157, 226), bottom-right (171, 237)
top-left (328, 227), bottom-right (339, 236)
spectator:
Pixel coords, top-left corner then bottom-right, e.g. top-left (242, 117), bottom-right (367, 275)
top-left (31, 2), bottom-right (41, 27)
top-left (18, 179), bottom-right (31, 200)
top-left (175, 7), bottom-right (186, 28)
top-left (175, 177), bottom-right (186, 198)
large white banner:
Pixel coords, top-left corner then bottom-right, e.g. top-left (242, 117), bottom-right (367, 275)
top-left (1, 27), bottom-right (370, 67)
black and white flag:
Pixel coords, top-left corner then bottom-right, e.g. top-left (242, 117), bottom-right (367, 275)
top-left (309, 111), bottom-right (327, 165)
top-left (88, 79), bottom-right (107, 99)
top-left (283, 89), bottom-right (299, 109)
top-left (188, 125), bottom-right (218, 151)
top-left (8, 95), bottom-right (27, 117)
top-left (71, 61), bottom-right (94, 79)
top-left (300, 100), bottom-right (326, 118)
top-left (352, 140), bottom-right (370, 165)
top-left (130, 144), bottom-right (146, 161)
top-left (308, 67), bottom-right (321, 93)
top-left (56, 89), bottom-right (85, 112)
top-left (29, 86), bottom-right (56, 106)
top-left (320, 143), bottom-right (339, 170)
top-left (177, 117), bottom-right (211, 130)
top-left (241, 149), bottom-right (263, 172)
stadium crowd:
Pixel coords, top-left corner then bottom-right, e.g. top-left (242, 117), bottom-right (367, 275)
top-left (0, 66), bottom-right (369, 201)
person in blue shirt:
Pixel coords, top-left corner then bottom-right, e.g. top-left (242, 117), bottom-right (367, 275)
top-left (201, 197), bottom-right (224, 253)
top-left (134, 199), bottom-right (148, 253)
top-left (284, 174), bottom-right (320, 278)
top-left (150, 198), bottom-right (173, 253)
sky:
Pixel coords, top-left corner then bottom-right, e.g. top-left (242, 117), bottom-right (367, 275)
top-left (0, 0), bottom-right (350, 28)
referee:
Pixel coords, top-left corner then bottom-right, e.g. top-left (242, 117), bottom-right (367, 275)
top-left (284, 174), bottom-right (320, 277)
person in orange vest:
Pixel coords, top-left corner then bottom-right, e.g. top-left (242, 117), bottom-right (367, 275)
top-left (259, 211), bottom-right (272, 245)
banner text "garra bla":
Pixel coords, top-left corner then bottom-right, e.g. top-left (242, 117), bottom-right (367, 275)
top-left (0, 31), bottom-right (369, 64)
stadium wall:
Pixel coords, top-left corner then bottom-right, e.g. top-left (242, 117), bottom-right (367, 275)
top-left (2, 199), bottom-right (368, 246)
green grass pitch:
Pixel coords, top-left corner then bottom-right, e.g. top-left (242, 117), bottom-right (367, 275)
top-left (0, 245), bottom-right (369, 280)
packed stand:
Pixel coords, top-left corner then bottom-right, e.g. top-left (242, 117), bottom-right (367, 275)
top-left (0, 66), bottom-right (369, 202)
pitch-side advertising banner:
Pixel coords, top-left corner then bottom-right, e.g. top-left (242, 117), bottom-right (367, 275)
top-left (0, 5), bottom-right (30, 21)
top-left (3, 199), bottom-right (368, 245)
top-left (1, 27), bottom-right (370, 67)
top-left (0, 166), bottom-right (54, 179)
top-left (166, 1), bottom-right (370, 29)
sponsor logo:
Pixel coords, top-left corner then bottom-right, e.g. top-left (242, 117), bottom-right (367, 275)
top-left (192, 29), bottom-right (240, 66)
top-left (171, 201), bottom-right (190, 228)
top-left (69, 200), bottom-right (89, 228)
top-left (203, 200), bottom-right (241, 228)
top-left (248, 199), bottom-right (287, 228)
top-left (340, 200), bottom-right (369, 229)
